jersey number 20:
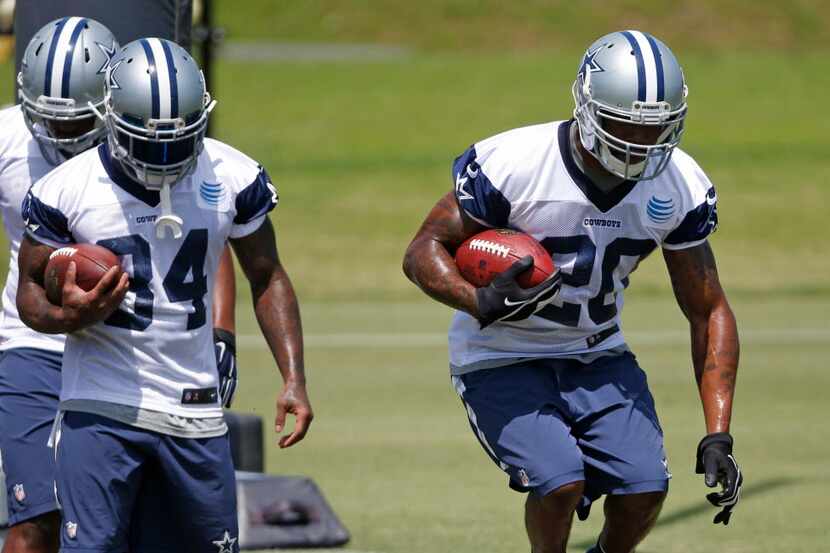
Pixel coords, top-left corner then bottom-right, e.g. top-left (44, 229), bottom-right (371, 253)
top-left (97, 229), bottom-right (208, 331)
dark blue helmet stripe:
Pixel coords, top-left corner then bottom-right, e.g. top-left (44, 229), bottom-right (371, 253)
top-left (621, 31), bottom-right (646, 102)
top-left (644, 33), bottom-right (665, 102)
top-left (61, 18), bottom-right (87, 98)
top-left (140, 39), bottom-right (160, 119)
top-left (43, 17), bottom-right (68, 96)
top-left (160, 40), bottom-right (179, 118)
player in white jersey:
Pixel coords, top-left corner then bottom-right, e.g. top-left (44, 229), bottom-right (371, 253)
top-left (16, 38), bottom-right (311, 552)
top-left (0, 18), bottom-right (119, 553)
top-left (404, 31), bottom-right (742, 553)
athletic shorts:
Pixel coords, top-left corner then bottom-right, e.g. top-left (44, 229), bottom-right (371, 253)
top-left (452, 352), bottom-right (670, 501)
top-left (0, 347), bottom-right (62, 525)
top-left (54, 411), bottom-right (238, 553)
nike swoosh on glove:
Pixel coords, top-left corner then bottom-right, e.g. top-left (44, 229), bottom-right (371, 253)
top-left (214, 328), bottom-right (238, 408)
top-left (475, 256), bottom-right (562, 328)
top-left (696, 432), bottom-right (744, 525)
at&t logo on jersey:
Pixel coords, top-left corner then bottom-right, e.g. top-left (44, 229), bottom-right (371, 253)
top-left (646, 196), bottom-right (675, 224)
top-left (197, 181), bottom-right (230, 211)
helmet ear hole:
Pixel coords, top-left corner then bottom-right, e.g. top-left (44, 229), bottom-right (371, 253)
top-left (84, 48), bottom-right (90, 63)
top-left (35, 42), bottom-right (44, 56)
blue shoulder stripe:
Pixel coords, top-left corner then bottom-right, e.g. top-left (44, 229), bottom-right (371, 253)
top-left (234, 168), bottom-right (278, 225)
top-left (451, 146), bottom-right (511, 228)
top-left (664, 189), bottom-right (718, 245)
top-left (21, 191), bottom-right (73, 245)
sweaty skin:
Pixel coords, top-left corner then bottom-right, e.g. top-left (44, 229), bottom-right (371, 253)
top-left (17, 234), bottom-right (130, 334)
top-left (212, 245), bottom-right (236, 334)
top-left (402, 191), bottom-right (487, 316)
top-left (663, 242), bottom-right (739, 433)
top-left (230, 218), bottom-right (313, 448)
top-left (405, 120), bottom-right (740, 553)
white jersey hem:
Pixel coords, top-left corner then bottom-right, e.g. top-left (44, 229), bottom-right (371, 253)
top-left (60, 391), bottom-right (224, 419)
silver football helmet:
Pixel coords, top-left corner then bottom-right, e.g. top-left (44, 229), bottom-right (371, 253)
top-left (572, 30), bottom-right (688, 180)
top-left (17, 17), bottom-right (118, 165)
top-left (94, 38), bottom-right (216, 238)
top-left (98, 37), bottom-right (215, 191)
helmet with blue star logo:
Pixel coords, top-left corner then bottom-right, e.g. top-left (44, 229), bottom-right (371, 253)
top-left (572, 30), bottom-right (688, 181)
top-left (99, 37), bottom-right (215, 190)
top-left (17, 17), bottom-right (119, 165)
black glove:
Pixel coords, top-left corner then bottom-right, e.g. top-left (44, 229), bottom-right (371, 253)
top-left (214, 328), bottom-right (238, 408)
top-left (696, 432), bottom-right (743, 525)
top-left (475, 256), bottom-right (562, 328)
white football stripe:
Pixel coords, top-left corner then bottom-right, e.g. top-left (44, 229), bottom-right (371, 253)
top-left (50, 17), bottom-right (83, 98)
top-left (148, 38), bottom-right (172, 118)
top-left (629, 30), bottom-right (658, 102)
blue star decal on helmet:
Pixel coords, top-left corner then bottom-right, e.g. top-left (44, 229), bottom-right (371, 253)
top-left (578, 44), bottom-right (607, 80)
top-left (107, 59), bottom-right (123, 90)
top-left (95, 40), bottom-right (118, 75)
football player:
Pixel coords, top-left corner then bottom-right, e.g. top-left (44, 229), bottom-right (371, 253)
top-left (16, 38), bottom-right (311, 552)
top-left (403, 31), bottom-right (742, 553)
top-left (0, 20), bottom-right (240, 553)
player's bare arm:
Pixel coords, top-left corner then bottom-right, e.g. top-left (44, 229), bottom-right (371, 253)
top-left (213, 245), bottom-right (237, 333)
top-left (664, 241), bottom-right (743, 525)
top-left (16, 234), bottom-right (129, 334)
top-left (230, 218), bottom-right (312, 448)
top-left (663, 241), bottom-right (739, 432)
top-left (403, 191), bottom-right (487, 316)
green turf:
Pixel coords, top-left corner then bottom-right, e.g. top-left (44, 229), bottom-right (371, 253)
top-left (0, 12), bottom-right (828, 551)
top-left (238, 296), bottom-right (829, 553)
top-left (207, 49), bottom-right (830, 302)
top-left (213, 0), bottom-right (830, 51)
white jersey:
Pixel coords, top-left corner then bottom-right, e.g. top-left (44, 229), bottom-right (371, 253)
top-left (0, 105), bottom-right (64, 352)
top-left (449, 120), bottom-right (718, 373)
top-left (23, 138), bottom-right (278, 418)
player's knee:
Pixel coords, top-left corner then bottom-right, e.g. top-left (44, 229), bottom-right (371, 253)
top-left (539, 480), bottom-right (585, 514)
top-left (7, 511), bottom-right (61, 553)
top-left (610, 490), bottom-right (667, 520)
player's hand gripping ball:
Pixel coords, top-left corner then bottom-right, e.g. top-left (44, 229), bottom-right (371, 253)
top-left (455, 229), bottom-right (555, 288)
top-left (44, 244), bottom-right (122, 306)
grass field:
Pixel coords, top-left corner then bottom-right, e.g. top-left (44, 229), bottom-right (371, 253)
top-left (1, 4), bottom-right (829, 551)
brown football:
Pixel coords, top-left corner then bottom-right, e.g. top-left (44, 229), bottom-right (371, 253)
top-left (455, 229), bottom-right (555, 288)
top-left (44, 243), bottom-right (122, 306)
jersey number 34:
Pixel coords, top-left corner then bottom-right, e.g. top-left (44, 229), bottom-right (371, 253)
top-left (97, 229), bottom-right (208, 331)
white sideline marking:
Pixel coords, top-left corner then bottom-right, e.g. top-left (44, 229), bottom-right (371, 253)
top-left (238, 327), bottom-right (830, 350)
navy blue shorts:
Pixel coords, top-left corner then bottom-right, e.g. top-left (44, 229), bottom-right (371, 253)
top-left (453, 353), bottom-right (670, 501)
top-left (55, 411), bottom-right (239, 553)
top-left (0, 347), bottom-right (62, 525)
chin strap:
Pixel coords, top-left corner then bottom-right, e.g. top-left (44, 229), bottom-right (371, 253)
top-left (155, 182), bottom-right (183, 239)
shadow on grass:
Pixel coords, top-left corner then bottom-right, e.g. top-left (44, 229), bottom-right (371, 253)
top-left (569, 476), bottom-right (801, 552)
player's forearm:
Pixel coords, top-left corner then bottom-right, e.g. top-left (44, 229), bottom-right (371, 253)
top-left (16, 280), bottom-right (70, 334)
top-left (251, 268), bottom-right (305, 384)
top-left (403, 236), bottom-right (479, 316)
top-left (212, 245), bottom-right (236, 333)
top-left (691, 299), bottom-right (739, 433)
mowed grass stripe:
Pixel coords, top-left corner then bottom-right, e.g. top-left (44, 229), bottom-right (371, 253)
top-left (237, 327), bottom-right (830, 349)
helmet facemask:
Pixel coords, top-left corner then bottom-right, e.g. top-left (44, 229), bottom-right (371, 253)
top-left (18, 72), bottom-right (107, 166)
top-left (101, 89), bottom-right (215, 191)
top-left (572, 71), bottom-right (687, 181)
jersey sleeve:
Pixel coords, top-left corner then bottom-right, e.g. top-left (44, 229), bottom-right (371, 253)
top-left (451, 144), bottom-right (512, 228)
top-left (21, 177), bottom-right (75, 248)
top-left (229, 166), bottom-right (279, 239)
top-left (662, 161), bottom-right (719, 250)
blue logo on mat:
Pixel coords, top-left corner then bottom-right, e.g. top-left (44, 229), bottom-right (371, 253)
top-left (646, 196), bottom-right (674, 223)
top-left (200, 181), bottom-right (226, 206)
